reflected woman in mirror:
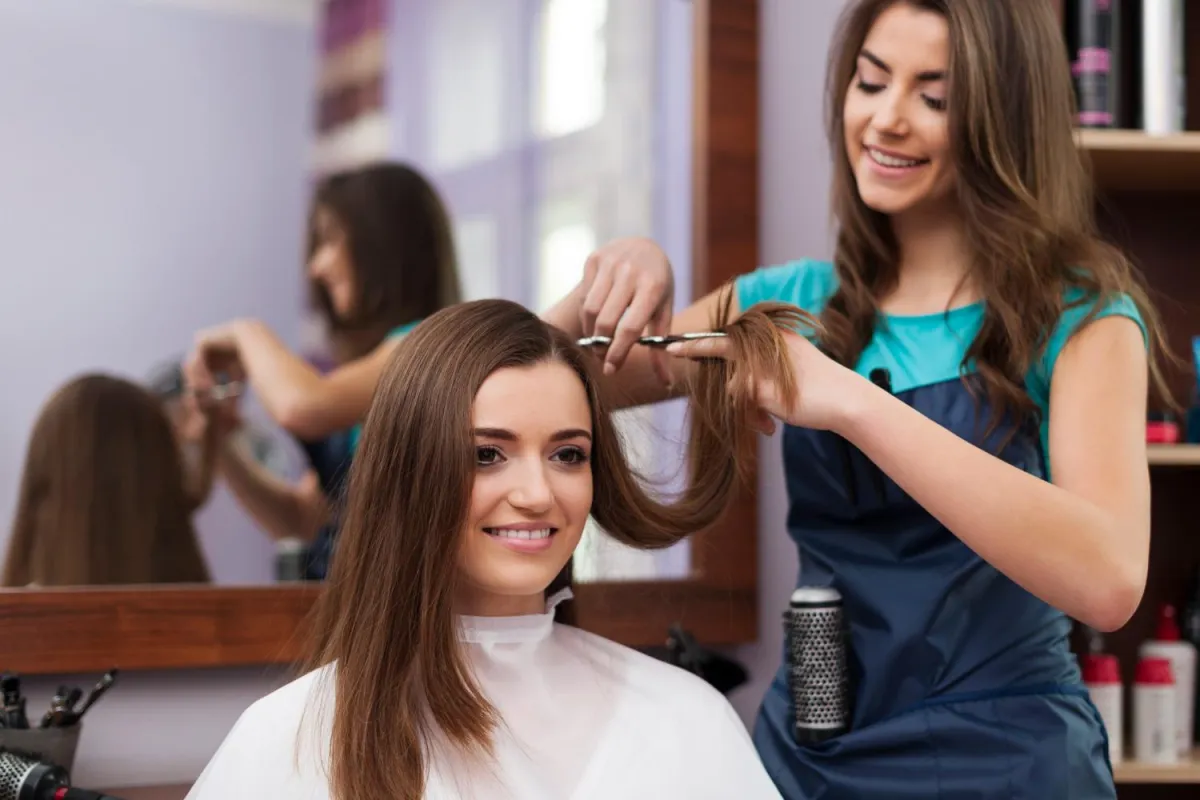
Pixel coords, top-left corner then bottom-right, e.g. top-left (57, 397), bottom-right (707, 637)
top-left (184, 162), bottom-right (461, 579)
top-left (2, 374), bottom-right (212, 587)
top-left (186, 297), bottom-right (798, 800)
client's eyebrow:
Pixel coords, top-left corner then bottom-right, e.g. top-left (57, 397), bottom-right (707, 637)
top-left (473, 427), bottom-right (592, 442)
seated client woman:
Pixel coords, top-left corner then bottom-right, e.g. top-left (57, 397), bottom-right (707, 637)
top-left (186, 297), bottom-right (801, 799)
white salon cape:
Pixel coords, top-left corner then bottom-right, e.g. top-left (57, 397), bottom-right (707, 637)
top-left (187, 591), bottom-right (782, 799)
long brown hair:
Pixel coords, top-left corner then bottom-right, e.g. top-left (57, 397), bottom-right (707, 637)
top-left (823, 0), bottom-right (1171, 431)
top-left (307, 161), bottom-right (461, 360)
top-left (303, 295), bottom-right (814, 800)
top-left (2, 374), bottom-right (212, 587)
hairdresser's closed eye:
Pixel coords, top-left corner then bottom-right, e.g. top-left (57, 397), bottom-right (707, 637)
top-left (855, 74), bottom-right (885, 94)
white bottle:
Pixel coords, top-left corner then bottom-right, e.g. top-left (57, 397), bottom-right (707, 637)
top-left (1134, 656), bottom-right (1177, 763)
top-left (1138, 604), bottom-right (1197, 757)
top-left (1141, 0), bottom-right (1186, 135)
top-left (1081, 652), bottom-right (1123, 762)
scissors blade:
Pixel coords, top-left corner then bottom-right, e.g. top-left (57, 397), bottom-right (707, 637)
top-left (576, 332), bottom-right (728, 349)
top-left (187, 381), bottom-right (244, 401)
top-left (637, 332), bottom-right (729, 348)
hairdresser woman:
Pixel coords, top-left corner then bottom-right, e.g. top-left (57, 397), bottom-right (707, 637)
top-left (185, 162), bottom-right (461, 578)
top-left (544, 2), bottom-right (1160, 797)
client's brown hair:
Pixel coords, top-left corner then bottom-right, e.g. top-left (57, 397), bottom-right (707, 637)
top-left (304, 294), bottom-right (815, 800)
top-left (2, 374), bottom-right (212, 587)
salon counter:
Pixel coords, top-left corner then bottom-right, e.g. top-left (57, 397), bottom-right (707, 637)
top-left (104, 786), bottom-right (190, 800)
top-left (23, 665), bottom-right (289, 792)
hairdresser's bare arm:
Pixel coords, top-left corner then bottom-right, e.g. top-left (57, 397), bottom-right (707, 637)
top-left (215, 440), bottom-right (328, 543)
top-left (185, 409), bottom-right (220, 513)
top-left (191, 321), bottom-right (402, 441)
top-left (542, 237), bottom-right (742, 409)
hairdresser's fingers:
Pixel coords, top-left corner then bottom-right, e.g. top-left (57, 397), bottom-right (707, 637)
top-left (665, 336), bottom-right (731, 360)
top-left (586, 268), bottom-right (633, 340)
top-left (606, 283), bottom-right (671, 377)
top-left (183, 350), bottom-right (215, 394)
top-left (578, 251), bottom-right (610, 335)
top-left (594, 286), bottom-right (641, 374)
top-left (645, 302), bottom-right (674, 386)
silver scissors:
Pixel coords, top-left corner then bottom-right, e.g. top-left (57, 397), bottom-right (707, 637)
top-left (577, 332), bottom-right (728, 348)
top-left (185, 381), bottom-right (244, 401)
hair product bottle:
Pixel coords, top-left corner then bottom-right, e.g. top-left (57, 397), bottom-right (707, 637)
top-left (1138, 604), bottom-right (1197, 757)
top-left (1140, 0), bottom-right (1186, 134)
top-left (1065, 0), bottom-right (1122, 128)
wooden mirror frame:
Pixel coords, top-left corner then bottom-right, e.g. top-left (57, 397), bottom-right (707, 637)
top-left (0, 0), bottom-right (761, 676)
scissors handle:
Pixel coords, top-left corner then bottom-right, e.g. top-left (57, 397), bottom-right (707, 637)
top-left (576, 332), bottom-right (728, 349)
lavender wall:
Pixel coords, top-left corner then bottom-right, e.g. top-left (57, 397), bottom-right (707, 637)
top-left (0, 0), bottom-right (315, 585)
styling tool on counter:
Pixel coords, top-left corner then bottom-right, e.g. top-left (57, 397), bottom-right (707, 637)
top-left (0, 675), bottom-right (28, 730)
top-left (57, 670), bottom-right (117, 728)
top-left (664, 625), bottom-right (749, 696)
top-left (0, 748), bottom-right (127, 799)
top-left (785, 586), bottom-right (851, 745)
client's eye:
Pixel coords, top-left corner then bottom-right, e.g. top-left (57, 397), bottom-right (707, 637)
top-left (476, 446), bottom-right (503, 466)
top-left (553, 446), bottom-right (590, 466)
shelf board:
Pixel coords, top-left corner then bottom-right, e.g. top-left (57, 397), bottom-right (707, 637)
top-left (1075, 129), bottom-right (1200, 192)
top-left (1148, 444), bottom-right (1200, 466)
top-left (1114, 749), bottom-right (1200, 784)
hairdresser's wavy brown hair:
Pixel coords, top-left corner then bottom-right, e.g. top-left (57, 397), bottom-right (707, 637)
top-left (307, 161), bottom-right (461, 360)
top-left (2, 374), bottom-right (212, 587)
top-left (824, 0), bottom-right (1171, 430)
top-left (303, 295), bottom-right (814, 800)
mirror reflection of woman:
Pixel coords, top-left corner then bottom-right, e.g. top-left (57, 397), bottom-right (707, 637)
top-left (184, 162), bottom-right (461, 578)
top-left (2, 374), bottom-right (213, 587)
top-left (186, 298), bottom-right (793, 800)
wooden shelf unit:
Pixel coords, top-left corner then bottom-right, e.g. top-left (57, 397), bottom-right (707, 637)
top-left (1058, 2), bottom-right (1200, 797)
top-left (1114, 751), bottom-right (1200, 785)
top-left (1077, 130), bottom-right (1200, 192)
top-left (1147, 445), bottom-right (1200, 467)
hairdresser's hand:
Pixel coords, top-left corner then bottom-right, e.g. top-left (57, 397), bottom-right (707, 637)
top-left (579, 237), bottom-right (674, 381)
top-left (185, 322), bottom-right (246, 396)
top-left (667, 330), bottom-right (865, 433)
top-left (179, 389), bottom-right (241, 445)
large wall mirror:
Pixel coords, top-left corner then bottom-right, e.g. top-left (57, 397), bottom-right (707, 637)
top-left (0, 0), bottom-right (759, 673)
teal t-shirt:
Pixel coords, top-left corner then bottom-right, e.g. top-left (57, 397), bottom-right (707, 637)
top-left (347, 320), bottom-right (421, 454)
top-left (734, 259), bottom-right (1147, 474)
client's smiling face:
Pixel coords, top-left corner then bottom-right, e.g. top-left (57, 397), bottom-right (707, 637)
top-left (456, 360), bottom-right (594, 616)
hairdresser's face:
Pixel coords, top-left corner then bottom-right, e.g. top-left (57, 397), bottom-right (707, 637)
top-left (307, 206), bottom-right (357, 319)
top-left (844, 4), bottom-right (955, 217)
top-left (457, 361), bottom-right (593, 616)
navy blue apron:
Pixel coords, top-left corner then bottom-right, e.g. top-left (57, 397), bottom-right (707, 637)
top-left (753, 375), bottom-right (1115, 798)
top-left (297, 430), bottom-right (353, 580)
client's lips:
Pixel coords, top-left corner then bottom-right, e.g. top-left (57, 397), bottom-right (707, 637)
top-left (484, 524), bottom-right (558, 553)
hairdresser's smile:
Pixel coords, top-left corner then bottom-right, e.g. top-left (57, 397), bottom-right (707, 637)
top-left (864, 144), bottom-right (929, 173)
